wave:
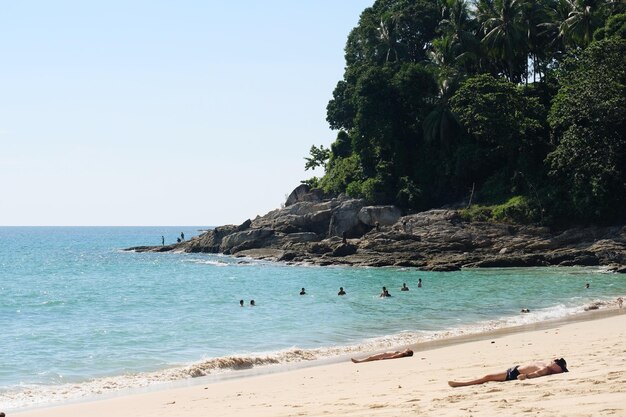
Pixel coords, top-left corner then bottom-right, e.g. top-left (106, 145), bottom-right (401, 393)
top-left (3, 295), bottom-right (623, 411)
top-left (183, 259), bottom-right (230, 267)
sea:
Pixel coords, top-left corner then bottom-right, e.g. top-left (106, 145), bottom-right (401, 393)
top-left (1, 226), bottom-right (625, 411)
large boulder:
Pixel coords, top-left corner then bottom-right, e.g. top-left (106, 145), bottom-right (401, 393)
top-left (358, 205), bottom-right (402, 226)
top-left (220, 228), bottom-right (275, 253)
top-left (328, 199), bottom-right (368, 237)
top-left (285, 184), bottom-right (325, 206)
top-left (185, 225), bottom-right (239, 253)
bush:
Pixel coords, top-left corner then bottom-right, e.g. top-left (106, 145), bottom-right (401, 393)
top-left (460, 196), bottom-right (538, 224)
top-left (459, 205), bottom-right (493, 222)
top-left (492, 196), bottom-right (537, 223)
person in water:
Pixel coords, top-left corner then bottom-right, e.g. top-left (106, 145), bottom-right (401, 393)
top-left (417, 278), bottom-right (423, 288)
top-left (250, 300), bottom-right (255, 306)
top-left (401, 283), bottom-right (409, 291)
top-left (300, 288), bottom-right (306, 295)
top-left (351, 348), bottom-right (413, 363)
top-left (338, 287), bottom-right (346, 295)
top-left (239, 300), bottom-right (244, 307)
top-left (448, 358), bottom-right (568, 387)
top-left (380, 286), bottom-right (390, 297)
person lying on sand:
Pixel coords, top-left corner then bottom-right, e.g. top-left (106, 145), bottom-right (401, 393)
top-left (351, 348), bottom-right (413, 363)
top-left (448, 358), bottom-right (568, 387)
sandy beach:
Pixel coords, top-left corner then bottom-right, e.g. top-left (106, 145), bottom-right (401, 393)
top-left (11, 309), bottom-right (625, 417)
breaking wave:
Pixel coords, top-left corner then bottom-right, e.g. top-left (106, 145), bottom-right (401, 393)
top-left (3, 295), bottom-right (623, 411)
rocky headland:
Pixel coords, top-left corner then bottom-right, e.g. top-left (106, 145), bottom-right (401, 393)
top-left (127, 185), bottom-right (626, 272)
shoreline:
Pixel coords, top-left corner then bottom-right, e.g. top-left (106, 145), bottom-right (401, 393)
top-left (10, 304), bottom-right (626, 416)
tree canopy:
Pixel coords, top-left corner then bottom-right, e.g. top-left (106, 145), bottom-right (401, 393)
top-left (305, 0), bottom-right (626, 226)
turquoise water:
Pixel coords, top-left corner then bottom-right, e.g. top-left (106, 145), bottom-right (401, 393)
top-left (1, 227), bottom-right (625, 410)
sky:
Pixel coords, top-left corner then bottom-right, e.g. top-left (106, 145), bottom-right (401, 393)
top-left (0, 0), bottom-right (373, 226)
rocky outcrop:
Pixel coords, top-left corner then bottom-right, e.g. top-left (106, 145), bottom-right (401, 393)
top-left (126, 187), bottom-right (626, 272)
top-left (285, 184), bottom-right (325, 206)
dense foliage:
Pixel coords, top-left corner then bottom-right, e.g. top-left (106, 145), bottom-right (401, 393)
top-left (305, 0), bottom-right (626, 226)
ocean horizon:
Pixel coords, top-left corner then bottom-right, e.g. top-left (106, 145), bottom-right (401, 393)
top-left (2, 226), bottom-right (625, 411)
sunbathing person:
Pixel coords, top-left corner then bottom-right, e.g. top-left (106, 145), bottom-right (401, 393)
top-left (351, 348), bottom-right (413, 363)
top-left (448, 358), bottom-right (568, 387)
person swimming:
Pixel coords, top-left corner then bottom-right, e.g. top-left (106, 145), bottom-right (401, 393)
top-left (338, 287), bottom-right (346, 295)
top-left (300, 288), bottom-right (306, 295)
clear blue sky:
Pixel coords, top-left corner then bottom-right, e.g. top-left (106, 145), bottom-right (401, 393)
top-left (0, 1), bottom-right (372, 226)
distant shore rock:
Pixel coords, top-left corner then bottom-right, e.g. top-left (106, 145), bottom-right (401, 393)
top-left (125, 186), bottom-right (626, 271)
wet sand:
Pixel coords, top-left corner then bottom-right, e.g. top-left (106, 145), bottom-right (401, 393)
top-left (12, 309), bottom-right (626, 417)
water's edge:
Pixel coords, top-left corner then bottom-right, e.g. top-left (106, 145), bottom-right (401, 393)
top-left (10, 304), bottom-right (625, 414)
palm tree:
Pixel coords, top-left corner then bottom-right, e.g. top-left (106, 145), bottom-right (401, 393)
top-left (476, 0), bottom-right (528, 82)
top-left (425, 37), bottom-right (463, 148)
top-left (438, 0), bottom-right (480, 71)
top-left (543, 0), bottom-right (607, 50)
top-left (377, 15), bottom-right (403, 62)
top-left (561, 0), bottom-right (605, 48)
top-left (519, 0), bottom-right (553, 82)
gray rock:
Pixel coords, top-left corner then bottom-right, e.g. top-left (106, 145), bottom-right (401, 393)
top-left (331, 243), bottom-right (357, 257)
top-left (220, 229), bottom-right (274, 253)
top-left (124, 189), bottom-right (626, 272)
top-left (358, 205), bottom-right (402, 226)
top-left (328, 199), bottom-right (367, 237)
top-left (285, 184), bottom-right (325, 206)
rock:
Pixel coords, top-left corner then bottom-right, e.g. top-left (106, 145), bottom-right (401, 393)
top-left (331, 243), bottom-right (357, 257)
top-left (220, 229), bottom-right (274, 253)
top-left (328, 199), bottom-right (367, 237)
top-left (123, 189), bottom-right (626, 271)
top-left (285, 184), bottom-right (325, 206)
top-left (358, 205), bottom-right (402, 226)
top-left (236, 219), bottom-right (252, 231)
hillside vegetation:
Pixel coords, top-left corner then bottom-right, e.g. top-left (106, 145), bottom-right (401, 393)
top-left (304, 0), bottom-right (626, 227)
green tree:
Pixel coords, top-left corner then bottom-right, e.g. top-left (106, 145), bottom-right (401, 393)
top-left (547, 38), bottom-right (626, 223)
top-left (450, 74), bottom-right (545, 197)
top-left (475, 0), bottom-right (528, 82)
top-left (343, 0), bottom-right (440, 66)
top-left (593, 11), bottom-right (626, 40)
top-left (304, 145), bottom-right (330, 171)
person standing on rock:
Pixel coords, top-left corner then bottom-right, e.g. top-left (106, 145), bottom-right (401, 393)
top-left (161, 235), bottom-right (165, 246)
top-left (181, 232), bottom-right (185, 241)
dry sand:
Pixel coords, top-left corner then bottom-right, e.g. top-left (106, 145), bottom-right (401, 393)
top-left (12, 310), bottom-right (626, 417)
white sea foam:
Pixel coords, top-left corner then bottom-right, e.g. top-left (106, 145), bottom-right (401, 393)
top-left (4, 295), bottom-right (623, 412)
top-left (184, 259), bottom-right (230, 267)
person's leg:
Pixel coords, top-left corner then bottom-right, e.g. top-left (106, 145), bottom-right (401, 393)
top-left (351, 352), bottom-right (395, 363)
top-left (448, 371), bottom-right (508, 387)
